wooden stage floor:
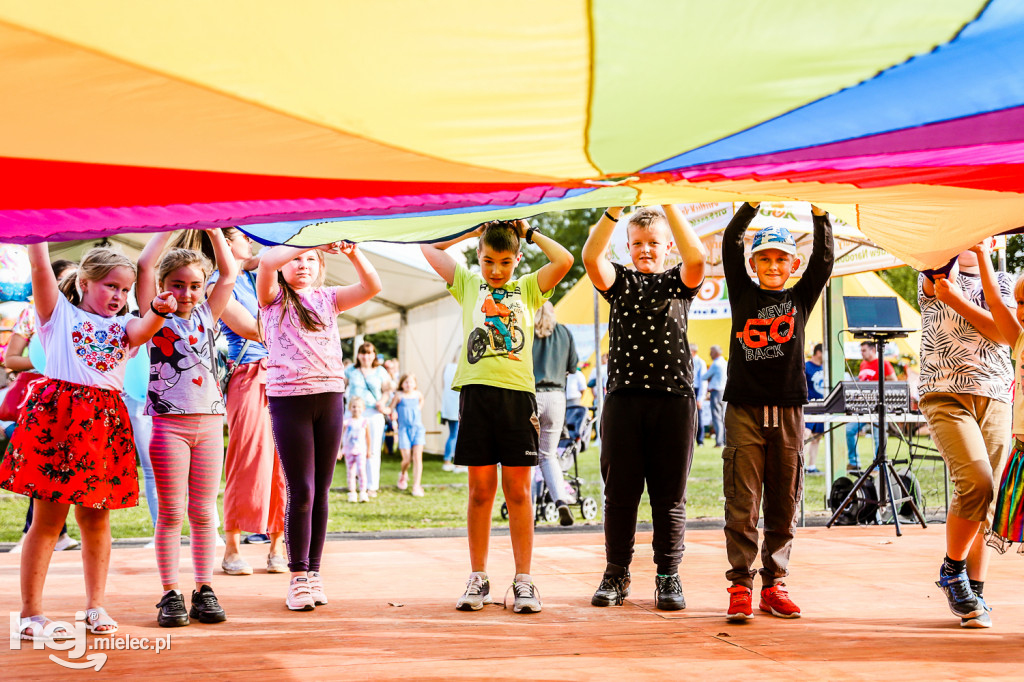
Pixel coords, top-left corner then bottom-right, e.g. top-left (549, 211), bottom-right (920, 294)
top-left (2, 525), bottom-right (1022, 680)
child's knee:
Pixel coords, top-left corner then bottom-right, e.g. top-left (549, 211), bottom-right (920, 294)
top-left (75, 509), bottom-right (110, 534)
top-left (502, 484), bottom-right (531, 507)
top-left (468, 484), bottom-right (496, 508)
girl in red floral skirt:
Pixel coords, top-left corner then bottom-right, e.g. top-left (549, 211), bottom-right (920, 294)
top-left (1, 243), bottom-right (173, 641)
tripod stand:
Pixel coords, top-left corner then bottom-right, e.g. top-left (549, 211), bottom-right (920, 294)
top-left (826, 331), bottom-right (927, 536)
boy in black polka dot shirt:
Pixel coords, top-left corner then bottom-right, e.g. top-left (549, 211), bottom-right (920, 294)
top-left (582, 205), bottom-right (706, 610)
top-left (721, 202), bottom-right (833, 623)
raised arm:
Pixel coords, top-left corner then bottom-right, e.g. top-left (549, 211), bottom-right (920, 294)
top-left (794, 205), bottom-right (835, 296)
top-left (419, 227), bottom-right (482, 286)
top-left (933, 276), bottom-right (1007, 345)
top-left (27, 243), bottom-right (58, 324)
top-left (581, 208), bottom-right (621, 291)
top-left (519, 221), bottom-right (574, 295)
top-left (722, 203), bottom-right (758, 294)
top-left (333, 243), bottom-right (382, 312)
top-left (972, 243), bottom-right (1019, 345)
top-left (219, 299), bottom-right (261, 342)
top-left (256, 245), bottom-right (304, 306)
top-left (663, 204), bottom-right (706, 289)
top-left (137, 231), bottom-right (174, 312)
top-left (205, 229), bottom-right (238, 321)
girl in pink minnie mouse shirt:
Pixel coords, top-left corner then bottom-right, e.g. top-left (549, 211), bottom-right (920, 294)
top-left (137, 230), bottom-right (237, 629)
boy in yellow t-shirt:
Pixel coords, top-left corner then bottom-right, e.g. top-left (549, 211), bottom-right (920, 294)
top-left (421, 219), bottom-right (573, 614)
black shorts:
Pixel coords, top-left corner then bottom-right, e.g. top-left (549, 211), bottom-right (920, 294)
top-left (454, 384), bottom-right (539, 467)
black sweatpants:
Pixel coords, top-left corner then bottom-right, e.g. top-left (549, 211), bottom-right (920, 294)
top-left (600, 389), bottom-right (696, 574)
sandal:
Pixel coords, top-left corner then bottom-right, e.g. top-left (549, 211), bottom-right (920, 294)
top-left (16, 615), bottom-right (74, 641)
top-left (84, 607), bottom-right (118, 635)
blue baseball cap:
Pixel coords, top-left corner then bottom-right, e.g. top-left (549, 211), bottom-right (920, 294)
top-left (750, 225), bottom-right (797, 256)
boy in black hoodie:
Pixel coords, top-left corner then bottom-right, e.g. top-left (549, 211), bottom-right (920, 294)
top-left (721, 202), bottom-right (833, 622)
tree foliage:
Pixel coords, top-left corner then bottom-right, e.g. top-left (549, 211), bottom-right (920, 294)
top-left (463, 208), bottom-right (601, 304)
top-left (877, 266), bottom-right (921, 312)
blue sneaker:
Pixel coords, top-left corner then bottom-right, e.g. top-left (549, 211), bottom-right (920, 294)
top-left (961, 595), bottom-right (993, 629)
top-left (935, 569), bottom-right (984, 619)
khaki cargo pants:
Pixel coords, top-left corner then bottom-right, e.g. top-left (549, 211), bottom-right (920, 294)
top-left (723, 403), bottom-right (804, 588)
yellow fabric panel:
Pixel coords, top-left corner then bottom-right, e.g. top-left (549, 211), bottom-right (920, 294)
top-left (661, 178), bottom-right (1024, 270)
top-left (586, 0), bottom-right (982, 173)
top-left (0, 1), bottom-right (594, 179)
top-left (0, 21), bottom-right (552, 182)
top-left (291, 186), bottom-right (638, 247)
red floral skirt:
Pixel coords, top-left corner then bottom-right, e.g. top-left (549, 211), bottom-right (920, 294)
top-left (0, 378), bottom-right (139, 509)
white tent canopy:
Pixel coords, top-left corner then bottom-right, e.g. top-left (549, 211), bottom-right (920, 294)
top-left (48, 236), bottom-right (453, 337)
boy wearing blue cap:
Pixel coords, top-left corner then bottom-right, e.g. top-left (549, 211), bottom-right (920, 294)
top-left (721, 202), bottom-right (833, 622)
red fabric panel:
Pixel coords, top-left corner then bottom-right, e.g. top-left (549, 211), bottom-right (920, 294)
top-left (0, 156), bottom-right (541, 210)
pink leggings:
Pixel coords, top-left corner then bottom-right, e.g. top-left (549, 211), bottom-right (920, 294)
top-left (151, 414), bottom-right (224, 586)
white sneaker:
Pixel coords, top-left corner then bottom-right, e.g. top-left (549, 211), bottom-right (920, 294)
top-left (307, 571), bottom-right (328, 606)
top-left (347, 491), bottom-right (358, 503)
top-left (358, 491), bottom-right (370, 503)
top-left (453, 466), bottom-right (469, 474)
top-left (54, 533), bottom-right (80, 552)
top-left (442, 462), bottom-right (455, 472)
top-left (286, 577), bottom-right (315, 611)
top-left (507, 574), bottom-right (542, 613)
top-left (456, 572), bottom-right (492, 611)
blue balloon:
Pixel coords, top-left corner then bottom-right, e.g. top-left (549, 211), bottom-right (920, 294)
top-left (124, 348), bottom-right (150, 402)
top-left (28, 334), bottom-right (45, 373)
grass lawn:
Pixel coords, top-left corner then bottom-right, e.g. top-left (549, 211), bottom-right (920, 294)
top-left (0, 430), bottom-right (949, 542)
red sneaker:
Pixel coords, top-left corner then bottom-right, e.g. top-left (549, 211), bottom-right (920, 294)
top-left (726, 585), bottom-right (753, 621)
top-left (759, 583), bottom-right (801, 618)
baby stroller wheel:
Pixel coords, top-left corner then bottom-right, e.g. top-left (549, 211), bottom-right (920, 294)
top-left (542, 501), bottom-right (559, 523)
top-left (581, 497), bottom-right (598, 520)
top-left (500, 502), bottom-right (509, 520)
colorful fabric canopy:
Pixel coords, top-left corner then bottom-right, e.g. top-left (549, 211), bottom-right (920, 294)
top-left (2, 0), bottom-right (1022, 267)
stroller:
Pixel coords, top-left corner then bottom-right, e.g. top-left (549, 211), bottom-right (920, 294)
top-left (501, 404), bottom-right (599, 524)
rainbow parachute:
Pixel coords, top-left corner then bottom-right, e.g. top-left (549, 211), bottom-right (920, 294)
top-left (2, 0), bottom-right (1022, 267)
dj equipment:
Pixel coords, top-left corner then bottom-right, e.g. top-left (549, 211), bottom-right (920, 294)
top-left (805, 381), bottom-right (911, 415)
top-left (827, 298), bottom-right (927, 536)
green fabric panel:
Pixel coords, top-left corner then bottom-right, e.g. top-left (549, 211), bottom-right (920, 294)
top-left (290, 186), bottom-right (638, 247)
top-left (586, 0), bottom-right (985, 174)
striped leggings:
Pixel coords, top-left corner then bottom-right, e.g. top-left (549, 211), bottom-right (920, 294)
top-left (151, 413), bottom-right (224, 586)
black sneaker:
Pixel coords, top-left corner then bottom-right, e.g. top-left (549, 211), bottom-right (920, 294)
top-left (655, 574), bottom-right (686, 611)
top-left (190, 585), bottom-right (227, 624)
top-left (557, 502), bottom-right (574, 527)
top-left (591, 569), bottom-right (631, 607)
top-left (935, 567), bottom-right (983, 619)
top-left (156, 590), bottom-right (190, 628)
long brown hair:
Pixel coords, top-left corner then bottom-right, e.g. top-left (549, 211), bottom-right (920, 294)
top-left (277, 250), bottom-right (328, 333)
